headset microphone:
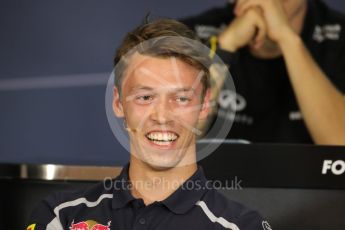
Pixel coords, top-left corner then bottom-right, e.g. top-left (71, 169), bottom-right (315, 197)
top-left (123, 120), bottom-right (137, 133)
top-left (126, 127), bottom-right (137, 133)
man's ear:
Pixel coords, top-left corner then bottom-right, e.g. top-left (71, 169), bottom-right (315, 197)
top-left (113, 87), bottom-right (124, 118)
top-left (199, 89), bottom-right (211, 120)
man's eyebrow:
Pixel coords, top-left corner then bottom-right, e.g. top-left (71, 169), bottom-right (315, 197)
top-left (174, 87), bottom-right (195, 93)
top-left (130, 86), bottom-right (195, 92)
top-left (129, 85), bottom-right (154, 92)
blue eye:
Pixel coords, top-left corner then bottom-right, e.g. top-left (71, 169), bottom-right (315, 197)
top-left (177, 97), bottom-right (189, 102)
top-left (176, 96), bottom-right (191, 105)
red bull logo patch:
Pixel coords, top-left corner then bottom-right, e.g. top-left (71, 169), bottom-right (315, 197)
top-left (27, 223), bottom-right (36, 230)
top-left (70, 220), bottom-right (111, 230)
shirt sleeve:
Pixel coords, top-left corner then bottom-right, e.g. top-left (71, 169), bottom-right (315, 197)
top-left (25, 197), bottom-right (61, 230)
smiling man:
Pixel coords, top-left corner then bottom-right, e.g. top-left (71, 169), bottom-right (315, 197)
top-left (114, 55), bottom-right (204, 167)
top-left (26, 19), bottom-right (271, 230)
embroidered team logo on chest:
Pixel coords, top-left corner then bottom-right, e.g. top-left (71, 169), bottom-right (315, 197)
top-left (70, 220), bottom-right (111, 230)
top-left (313, 24), bottom-right (342, 43)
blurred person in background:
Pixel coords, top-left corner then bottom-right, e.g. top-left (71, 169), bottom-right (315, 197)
top-left (182, 0), bottom-right (345, 145)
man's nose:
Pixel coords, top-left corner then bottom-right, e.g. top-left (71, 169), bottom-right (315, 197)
top-left (150, 98), bottom-right (173, 124)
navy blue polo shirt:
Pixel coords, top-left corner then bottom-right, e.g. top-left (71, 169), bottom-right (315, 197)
top-left (27, 164), bottom-right (271, 230)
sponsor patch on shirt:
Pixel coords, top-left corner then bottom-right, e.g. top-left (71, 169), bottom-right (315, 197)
top-left (289, 111), bottom-right (303, 121)
top-left (262, 221), bottom-right (273, 230)
top-left (195, 24), bottom-right (227, 39)
top-left (27, 224), bottom-right (36, 230)
top-left (313, 24), bottom-right (342, 42)
top-left (70, 220), bottom-right (111, 230)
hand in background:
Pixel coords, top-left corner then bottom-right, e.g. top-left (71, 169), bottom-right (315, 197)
top-left (234, 0), bottom-right (296, 46)
top-left (218, 6), bottom-right (267, 52)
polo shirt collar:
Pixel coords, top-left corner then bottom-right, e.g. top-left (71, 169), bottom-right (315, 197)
top-left (161, 166), bottom-right (208, 214)
top-left (112, 163), bottom-right (208, 214)
top-left (112, 163), bottom-right (136, 210)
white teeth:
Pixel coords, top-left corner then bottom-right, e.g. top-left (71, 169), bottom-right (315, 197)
top-left (153, 140), bottom-right (170, 146)
top-left (147, 132), bottom-right (178, 142)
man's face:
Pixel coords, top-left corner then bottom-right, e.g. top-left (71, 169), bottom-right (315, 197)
top-left (113, 54), bottom-right (209, 169)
